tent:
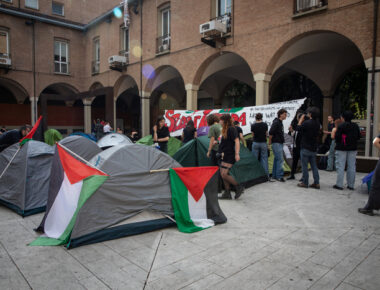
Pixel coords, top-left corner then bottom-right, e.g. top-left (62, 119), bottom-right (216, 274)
top-left (172, 136), bottom-right (268, 187)
top-left (136, 135), bottom-right (182, 157)
top-left (44, 129), bottom-right (63, 145)
top-left (0, 141), bottom-right (55, 216)
top-left (197, 126), bottom-right (209, 137)
top-left (70, 132), bottom-right (97, 142)
top-left (97, 133), bottom-right (132, 149)
top-left (59, 135), bottom-right (102, 161)
top-left (36, 144), bottom-right (181, 248)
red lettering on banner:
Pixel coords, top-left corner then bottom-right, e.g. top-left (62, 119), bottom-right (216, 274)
top-left (194, 115), bottom-right (201, 128)
top-left (231, 114), bottom-right (238, 122)
top-left (165, 110), bottom-right (181, 132)
top-left (239, 112), bottom-right (246, 126)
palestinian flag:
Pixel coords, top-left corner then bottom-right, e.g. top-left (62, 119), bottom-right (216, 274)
top-left (20, 115), bottom-right (44, 145)
top-left (30, 144), bottom-right (108, 246)
top-left (170, 167), bottom-right (227, 233)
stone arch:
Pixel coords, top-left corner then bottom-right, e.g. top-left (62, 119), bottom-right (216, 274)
top-left (89, 81), bottom-right (103, 92)
top-left (0, 77), bottom-right (29, 103)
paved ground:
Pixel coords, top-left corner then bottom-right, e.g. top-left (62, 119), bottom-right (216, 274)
top-left (1, 170), bottom-right (379, 290)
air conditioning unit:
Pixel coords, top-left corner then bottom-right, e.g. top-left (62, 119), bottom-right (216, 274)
top-left (108, 55), bottom-right (127, 65)
top-left (0, 56), bottom-right (11, 66)
top-left (199, 19), bottom-right (227, 35)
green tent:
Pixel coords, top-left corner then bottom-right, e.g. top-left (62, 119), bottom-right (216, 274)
top-left (244, 134), bottom-right (291, 174)
top-left (44, 129), bottom-right (62, 146)
top-left (173, 136), bottom-right (268, 188)
top-left (136, 135), bottom-right (182, 157)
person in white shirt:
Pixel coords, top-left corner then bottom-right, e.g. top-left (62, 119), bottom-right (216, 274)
top-left (103, 121), bottom-right (112, 134)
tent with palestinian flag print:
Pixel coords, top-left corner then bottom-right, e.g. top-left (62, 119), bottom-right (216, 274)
top-left (170, 166), bottom-right (227, 233)
top-left (31, 143), bottom-right (108, 246)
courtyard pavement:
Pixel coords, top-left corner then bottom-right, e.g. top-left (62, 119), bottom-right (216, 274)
top-left (1, 170), bottom-right (379, 290)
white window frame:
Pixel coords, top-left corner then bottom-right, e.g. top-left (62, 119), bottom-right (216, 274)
top-left (0, 30), bottom-right (10, 57)
top-left (25, 0), bottom-right (39, 10)
top-left (92, 37), bottom-right (100, 74)
top-left (216, 0), bottom-right (231, 16)
top-left (161, 7), bottom-right (170, 43)
top-left (2, 0), bottom-right (13, 3)
top-left (54, 40), bottom-right (69, 74)
top-left (121, 26), bottom-right (129, 54)
top-left (52, 2), bottom-right (64, 16)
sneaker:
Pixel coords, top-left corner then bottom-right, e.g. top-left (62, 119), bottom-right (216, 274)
top-left (220, 190), bottom-right (232, 200)
top-left (297, 182), bottom-right (308, 188)
top-left (358, 208), bottom-right (374, 216)
top-left (347, 186), bottom-right (354, 190)
top-left (277, 178), bottom-right (286, 182)
top-left (333, 185), bottom-right (343, 190)
top-left (235, 185), bottom-right (244, 200)
top-left (310, 183), bottom-right (320, 189)
top-left (268, 177), bottom-right (276, 182)
top-left (287, 176), bottom-right (295, 180)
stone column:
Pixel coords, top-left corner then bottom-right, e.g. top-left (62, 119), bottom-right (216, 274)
top-left (113, 98), bottom-right (117, 131)
top-left (141, 91), bottom-right (150, 137)
top-left (29, 96), bottom-right (36, 125)
top-left (83, 98), bottom-right (92, 134)
top-left (185, 84), bottom-right (199, 111)
top-left (254, 73), bottom-right (271, 106)
top-left (365, 58), bottom-right (380, 156)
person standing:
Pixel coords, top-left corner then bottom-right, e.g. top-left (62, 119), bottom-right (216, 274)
top-left (323, 115), bottom-right (335, 148)
top-left (182, 120), bottom-right (197, 144)
top-left (251, 113), bottom-right (269, 178)
top-left (297, 107), bottom-right (321, 189)
top-left (207, 114), bottom-right (221, 166)
top-left (218, 114), bottom-right (244, 200)
top-left (234, 121), bottom-right (245, 146)
top-left (333, 111), bottom-right (361, 190)
top-left (288, 112), bottom-right (303, 180)
top-left (269, 109), bottom-right (287, 182)
top-left (94, 119), bottom-right (104, 141)
top-left (326, 118), bottom-right (343, 171)
top-left (358, 134), bottom-right (380, 216)
top-left (103, 121), bottom-right (112, 134)
top-left (152, 116), bottom-right (170, 153)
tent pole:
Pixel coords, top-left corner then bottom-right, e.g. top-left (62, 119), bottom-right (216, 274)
top-left (0, 147), bottom-right (21, 180)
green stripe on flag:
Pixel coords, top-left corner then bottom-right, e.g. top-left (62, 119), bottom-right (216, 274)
top-left (218, 107), bottom-right (243, 113)
top-left (30, 175), bottom-right (108, 246)
top-left (169, 169), bottom-right (205, 233)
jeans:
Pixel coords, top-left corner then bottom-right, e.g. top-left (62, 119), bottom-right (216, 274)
top-left (335, 150), bottom-right (357, 188)
top-left (272, 143), bottom-right (284, 179)
top-left (326, 140), bottom-right (336, 171)
top-left (301, 148), bottom-right (319, 186)
top-left (252, 142), bottom-right (269, 176)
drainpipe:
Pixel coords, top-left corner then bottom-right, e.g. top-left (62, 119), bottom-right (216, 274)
top-left (139, 0), bottom-right (143, 135)
top-left (26, 19), bottom-right (37, 125)
top-left (370, 0), bottom-right (379, 156)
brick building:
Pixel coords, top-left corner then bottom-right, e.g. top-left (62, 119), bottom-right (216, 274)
top-left (0, 0), bottom-right (379, 156)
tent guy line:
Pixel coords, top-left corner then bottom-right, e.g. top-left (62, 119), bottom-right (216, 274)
top-left (0, 147), bottom-right (20, 180)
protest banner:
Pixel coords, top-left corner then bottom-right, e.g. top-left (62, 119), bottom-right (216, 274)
top-left (164, 98), bottom-right (306, 137)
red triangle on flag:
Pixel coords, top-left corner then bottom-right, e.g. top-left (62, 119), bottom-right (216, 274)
top-left (57, 144), bottom-right (107, 184)
top-left (173, 167), bottom-right (218, 202)
top-left (20, 115), bottom-right (42, 143)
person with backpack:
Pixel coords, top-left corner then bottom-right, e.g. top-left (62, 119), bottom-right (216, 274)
top-left (358, 134), bottom-right (380, 216)
top-left (333, 111), bottom-right (361, 190)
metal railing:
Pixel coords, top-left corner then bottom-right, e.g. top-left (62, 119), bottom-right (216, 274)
top-left (294, 0), bottom-right (327, 13)
top-left (91, 60), bottom-right (99, 74)
top-left (156, 34), bottom-right (171, 54)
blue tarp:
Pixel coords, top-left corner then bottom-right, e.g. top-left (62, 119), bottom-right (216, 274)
top-left (70, 132), bottom-right (97, 142)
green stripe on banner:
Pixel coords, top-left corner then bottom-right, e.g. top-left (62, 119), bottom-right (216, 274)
top-left (169, 169), bottom-right (203, 233)
top-left (30, 175), bottom-right (108, 246)
top-left (218, 108), bottom-right (243, 113)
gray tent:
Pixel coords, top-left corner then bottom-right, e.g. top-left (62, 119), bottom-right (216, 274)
top-left (97, 133), bottom-right (133, 150)
top-left (0, 141), bottom-right (54, 216)
top-left (37, 144), bottom-right (182, 248)
top-left (59, 135), bottom-right (101, 161)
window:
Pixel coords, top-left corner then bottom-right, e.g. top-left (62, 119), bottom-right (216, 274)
top-left (2, 0), bottom-right (13, 3)
top-left (25, 0), bottom-right (38, 9)
top-left (92, 37), bottom-right (100, 74)
top-left (161, 8), bottom-right (170, 39)
top-left (54, 40), bottom-right (69, 74)
top-left (52, 2), bottom-right (64, 16)
top-left (120, 26), bottom-right (129, 55)
top-left (217, 0), bottom-right (231, 16)
top-left (0, 30), bottom-right (10, 57)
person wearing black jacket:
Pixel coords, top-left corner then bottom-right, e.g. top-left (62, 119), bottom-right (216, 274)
top-left (358, 134), bottom-right (380, 215)
top-left (297, 107), bottom-right (321, 189)
top-left (0, 125), bottom-right (31, 152)
top-left (287, 112), bottom-right (303, 180)
top-left (269, 109), bottom-right (287, 182)
top-left (333, 111), bottom-right (361, 190)
top-left (152, 116), bottom-right (170, 153)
